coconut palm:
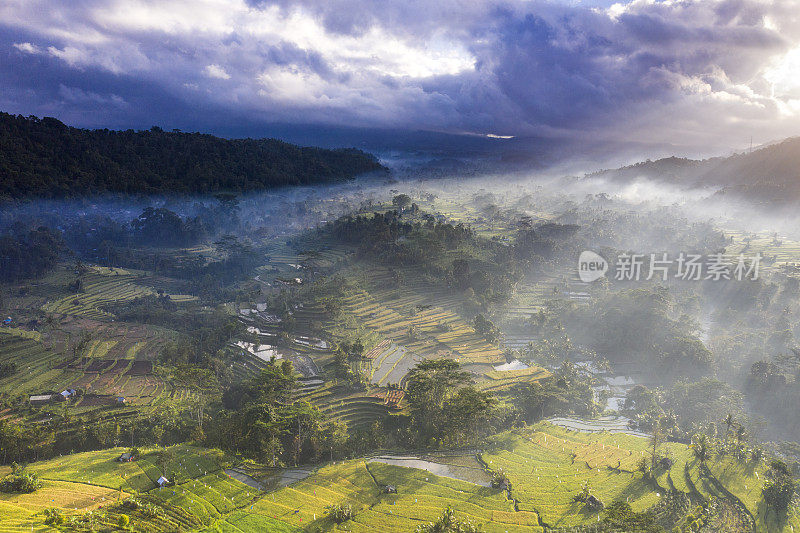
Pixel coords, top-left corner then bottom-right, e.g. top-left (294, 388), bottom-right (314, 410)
top-left (723, 413), bottom-right (733, 443)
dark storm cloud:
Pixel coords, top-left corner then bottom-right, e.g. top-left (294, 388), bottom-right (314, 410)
top-left (1, 0), bottom-right (799, 148)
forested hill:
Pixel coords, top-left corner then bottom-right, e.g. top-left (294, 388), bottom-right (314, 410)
top-left (590, 136), bottom-right (800, 205)
top-left (0, 113), bottom-right (386, 198)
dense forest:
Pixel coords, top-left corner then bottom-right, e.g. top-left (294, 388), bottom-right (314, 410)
top-left (0, 113), bottom-right (386, 198)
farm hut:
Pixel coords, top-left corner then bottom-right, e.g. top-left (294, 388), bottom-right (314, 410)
top-left (118, 452), bottom-right (132, 462)
top-left (116, 396), bottom-right (127, 404)
top-left (58, 389), bottom-right (77, 400)
top-left (157, 476), bottom-right (169, 487)
top-left (383, 485), bottom-right (397, 494)
top-left (29, 394), bottom-right (54, 404)
top-left (3, 317), bottom-right (11, 325)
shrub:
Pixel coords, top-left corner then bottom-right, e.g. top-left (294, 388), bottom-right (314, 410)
top-left (325, 503), bottom-right (354, 523)
top-left (121, 498), bottom-right (164, 518)
top-left (118, 514), bottom-right (130, 528)
top-left (416, 506), bottom-right (482, 533)
top-left (602, 502), bottom-right (660, 531)
top-left (574, 481), bottom-right (591, 502)
top-left (763, 474), bottom-right (795, 512)
top-left (0, 361), bottom-right (16, 378)
top-left (43, 508), bottom-right (65, 526)
top-left (770, 459), bottom-right (791, 476)
top-left (0, 472), bottom-right (42, 493)
top-left (122, 498), bottom-right (140, 510)
top-left (490, 471), bottom-right (509, 489)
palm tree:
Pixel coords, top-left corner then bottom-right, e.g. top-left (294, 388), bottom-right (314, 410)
top-left (692, 434), bottom-right (711, 464)
top-left (649, 420), bottom-right (663, 471)
top-left (723, 413), bottom-right (733, 443)
top-left (735, 425), bottom-right (746, 445)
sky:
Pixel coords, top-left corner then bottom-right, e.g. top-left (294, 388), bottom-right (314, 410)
top-left (3, 0), bottom-right (800, 155)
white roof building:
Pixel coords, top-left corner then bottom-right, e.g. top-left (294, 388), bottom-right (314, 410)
top-left (30, 394), bottom-right (54, 402)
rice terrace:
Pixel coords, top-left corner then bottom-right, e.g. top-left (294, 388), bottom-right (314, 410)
top-left (5, 2), bottom-right (800, 531)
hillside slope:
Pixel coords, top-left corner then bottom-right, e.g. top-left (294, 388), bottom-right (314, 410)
top-left (0, 113), bottom-right (386, 198)
top-left (7, 424), bottom-right (799, 532)
top-left (591, 137), bottom-right (800, 206)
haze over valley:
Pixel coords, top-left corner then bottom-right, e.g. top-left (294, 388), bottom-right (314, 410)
top-left (4, 1), bottom-right (800, 532)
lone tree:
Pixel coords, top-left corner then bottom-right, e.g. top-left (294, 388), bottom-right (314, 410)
top-left (474, 314), bottom-right (500, 343)
top-left (392, 194), bottom-right (412, 211)
top-left (406, 359), bottom-right (471, 444)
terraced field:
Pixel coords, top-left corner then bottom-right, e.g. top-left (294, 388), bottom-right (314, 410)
top-left (0, 333), bottom-right (170, 418)
top-left (28, 445), bottom-right (225, 491)
top-left (725, 230), bottom-right (800, 273)
top-left (9, 444), bottom-right (532, 533)
top-left (0, 445), bottom-right (224, 531)
top-left (0, 331), bottom-right (69, 395)
top-left (74, 323), bottom-right (174, 361)
top-left (18, 445), bottom-right (248, 530)
top-left (704, 455), bottom-right (800, 532)
top-left (42, 268), bottom-right (156, 320)
top-left (7, 421), bottom-right (800, 532)
top-left (482, 422), bottom-right (800, 532)
top-left (155, 470), bottom-right (256, 523)
top-left (369, 343), bottom-right (409, 386)
top-left (482, 424), bottom-right (661, 528)
top-left (0, 479), bottom-right (124, 532)
top-left (477, 366), bottom-right (551, 392)
top-left (339, 285), bottom-right (504, 374)
top-left (299, 383), bottom-right (391, 431)
top-left (245, 460), bottom-right (543, 532)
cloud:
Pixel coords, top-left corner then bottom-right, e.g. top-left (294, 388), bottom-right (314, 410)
top-left (2, 0), bottom-right (800, 152)
top-left (204, 64), bottom-right (231, 79)
top-left (58, 84), bottom-right (127, 107)
top-left (13, 41), bottom-right (41, 54)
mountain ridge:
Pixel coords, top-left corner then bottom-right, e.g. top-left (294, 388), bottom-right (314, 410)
top-left (0, 112), bottom-right (387, 198)
top-left (591, 136), bottom-right (800, 205)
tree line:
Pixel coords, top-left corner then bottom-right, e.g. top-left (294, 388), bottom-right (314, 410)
top-left (0, 113), bottom-right (385, 198)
